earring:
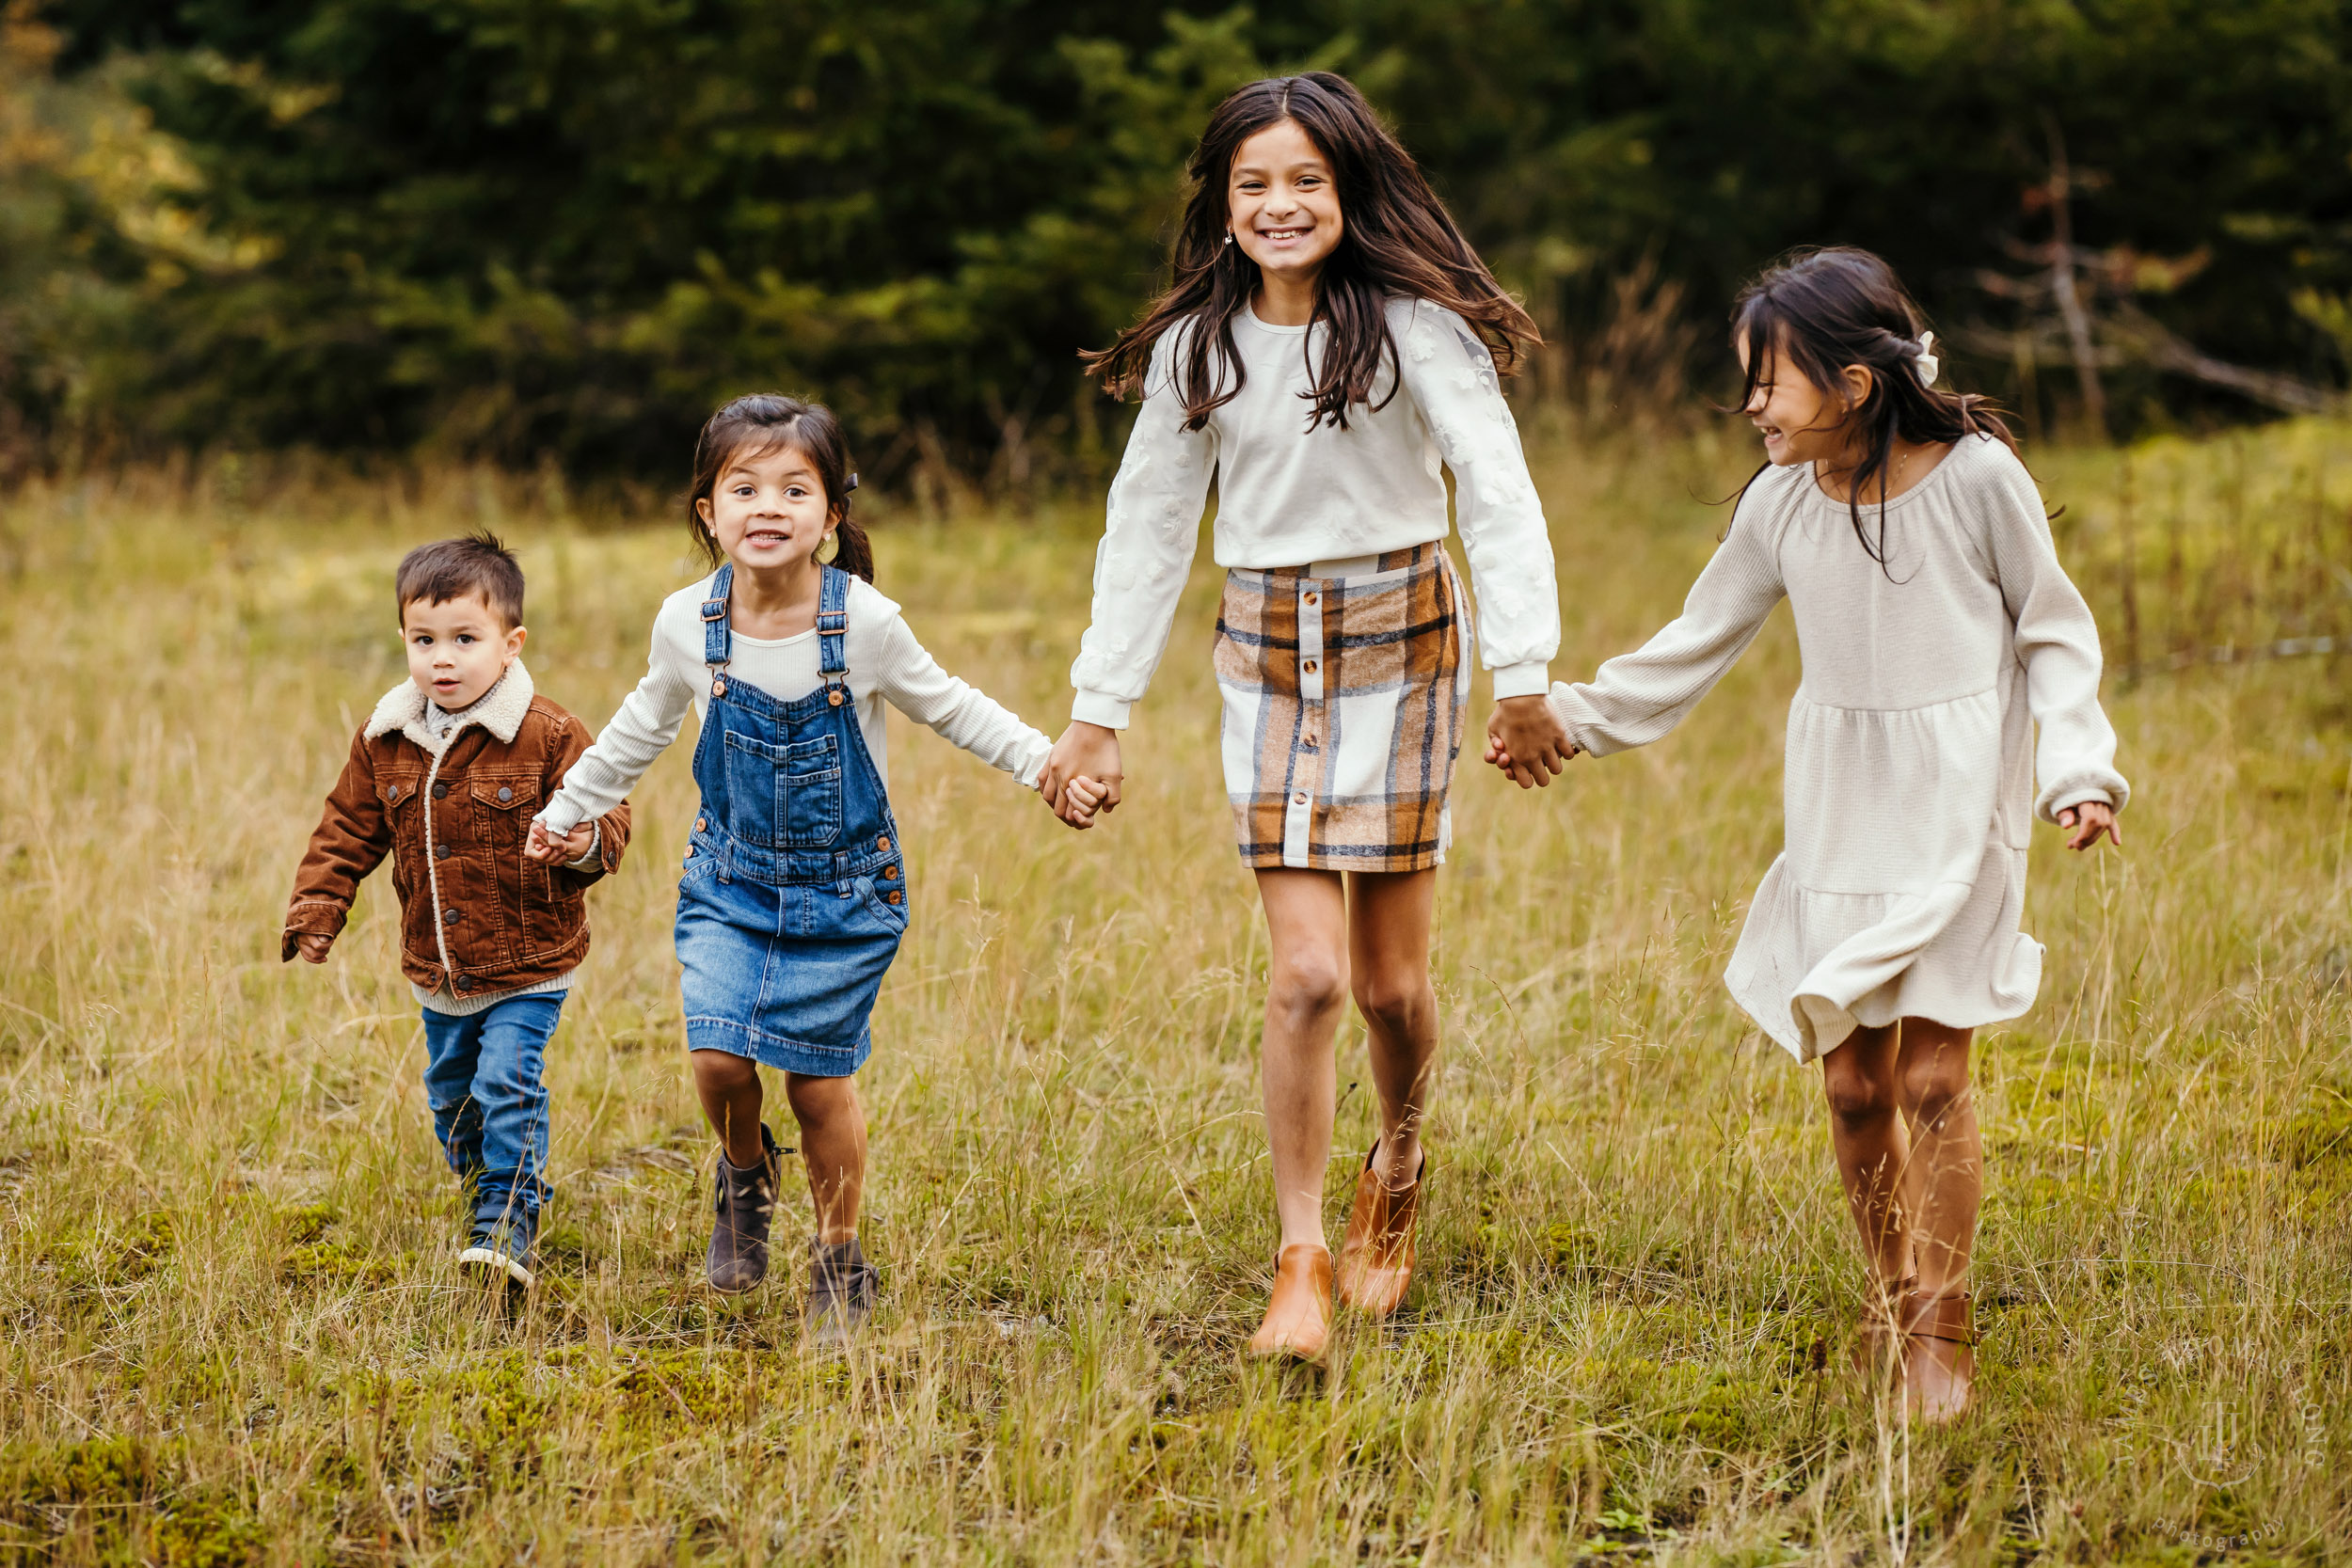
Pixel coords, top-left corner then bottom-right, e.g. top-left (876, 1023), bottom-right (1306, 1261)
top-left (1224, 233), bottom-right (1234, 246)
top-left (816, 531), bottom-right (840, 564)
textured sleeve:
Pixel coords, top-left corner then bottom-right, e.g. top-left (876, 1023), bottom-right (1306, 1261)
top-left (282, 730), bottom-right (389, 957)
top-left (543, 713), bottom-right (630, 884)
top-left (1980, 445), bottom-right (2130, 819)
top-left (1548, 490), bottom-right (1788, 755)
top-left (536, 605), bottom-right (699, 835)
top-left (876, 611), bottom-right (1054, 786)
top-left (1394, 302), bottom-right (1561, 695)
top-left (1068, 333), bottom-right (1218, 729)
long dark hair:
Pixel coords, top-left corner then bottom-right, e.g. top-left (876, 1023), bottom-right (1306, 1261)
top-left (1083, 72), bottom-right (1538, 432)
top-left (685, 394), bottom-right (872, 582)
top-left (1731, 247), bottom-right (2017, 568)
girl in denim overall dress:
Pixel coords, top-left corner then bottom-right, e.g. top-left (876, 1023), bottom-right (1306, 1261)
top-left (530, 395), bottom-right (1082, 1338)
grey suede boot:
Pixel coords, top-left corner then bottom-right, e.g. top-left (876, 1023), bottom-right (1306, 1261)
top-left (806, 1236), bottom-right (878, 1345)
top-left (705, 1126), bottom-right (781, 1294)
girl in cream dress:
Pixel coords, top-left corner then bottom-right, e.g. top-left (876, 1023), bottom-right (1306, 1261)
top-left (1496, 248), bottom-right (2126, 1423)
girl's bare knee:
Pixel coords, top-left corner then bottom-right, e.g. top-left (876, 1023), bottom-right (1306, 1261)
top-left (690, 1049), bottom-right (758, 1093)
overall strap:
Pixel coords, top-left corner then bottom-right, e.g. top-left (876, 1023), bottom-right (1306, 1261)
top-left (700, 563), bottom-right (734, 671)
top-left (817, 565), bottom-right (850, 700)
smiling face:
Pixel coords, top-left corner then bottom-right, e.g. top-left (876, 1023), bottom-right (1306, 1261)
top-left (402, 592), bottom-right (524, 710)
top-left (695, 441), bottom-right (836, 575)
top-left (1738, 327), bottom-right (1870, 468)
top-left (1227, 118), bottom-right (1344, 295)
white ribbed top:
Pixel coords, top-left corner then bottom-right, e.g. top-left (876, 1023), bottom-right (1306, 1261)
top-left (539, 572), bottom-right (1050, 834)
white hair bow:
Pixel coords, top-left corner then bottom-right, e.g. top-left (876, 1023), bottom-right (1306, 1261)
top-left (1915, 330), bottom-right (1941, 388)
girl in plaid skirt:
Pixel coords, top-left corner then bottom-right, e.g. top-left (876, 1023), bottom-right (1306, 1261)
top-left (1041, 73), bottom-right (1569, 1362)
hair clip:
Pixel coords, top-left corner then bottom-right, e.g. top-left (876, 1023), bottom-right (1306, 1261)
top-left (1915, 330), bottom-right (1941, 388)
top-left (845, 472), bottom-right (860, 493)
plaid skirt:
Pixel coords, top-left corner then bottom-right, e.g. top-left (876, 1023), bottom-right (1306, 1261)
top-left (1213, 542), bottom-right (1470, 872)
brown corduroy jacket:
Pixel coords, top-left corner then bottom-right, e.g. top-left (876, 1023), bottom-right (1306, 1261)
top-left (282, 663), bottom-right (629, 997)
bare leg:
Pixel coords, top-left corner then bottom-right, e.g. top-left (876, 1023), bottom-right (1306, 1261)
top-left (1893, 1021), bottom-right (1979, 1298)
top-left (1820, 1023), bottom-right (1914, 1285)
top-left (784, 1072), bottom-right (867, 1244)
top-left (1345, 869), bottom-right (1439, 1188)
top-left (1254, 869), bottom-right (1352, 1250)
top-left (691, 1049), bottom-right (767, 1170)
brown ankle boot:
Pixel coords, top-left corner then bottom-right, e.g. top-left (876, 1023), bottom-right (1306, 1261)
top-left (1247, 1243), bottom-right (1333, 1364)
top-left (1334, 1142), bottom-right (1424, 1318)
top-left (1898, 1287), bottom-right (1975, 1423)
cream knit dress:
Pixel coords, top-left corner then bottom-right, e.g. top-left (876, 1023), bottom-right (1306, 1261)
top-left (1549, 433), bottom-right (2129, 1062)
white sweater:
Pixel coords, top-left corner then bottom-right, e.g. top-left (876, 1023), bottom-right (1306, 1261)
top-left (537, 572), bottom-right (1051, 836)
top-left (1552, 434), bottom-right (2128, 1059)
top-left (1068, 297), bottom-right (1562, 727)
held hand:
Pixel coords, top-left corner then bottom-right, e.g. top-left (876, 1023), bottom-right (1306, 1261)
top-left (1041, 722), bottom-right (1123, 816)
top-left (524, 818), bottom-right (593, 864)
top-left (2056, 800), bottom-right (2122, 851)
top-left (1485, 695), bottom-right (1577, 789)
top-left (295, 932), bottom-right (333, 965)
top-left (1052, 775), bottom-right (1108, 830)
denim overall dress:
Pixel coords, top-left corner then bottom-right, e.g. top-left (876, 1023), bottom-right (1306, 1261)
top-left (674, 563), bottom-right (908, 1075)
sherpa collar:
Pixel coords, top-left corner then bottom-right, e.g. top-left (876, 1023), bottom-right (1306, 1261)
top-left (364, 661), bottom-right (535, 756)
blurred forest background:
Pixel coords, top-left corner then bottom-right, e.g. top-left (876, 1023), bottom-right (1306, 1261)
top-left (3, 0), bottom-right (2351, 490)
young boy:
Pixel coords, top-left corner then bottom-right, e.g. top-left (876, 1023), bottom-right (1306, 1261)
top-left (283, 532), bottom-right (629, 1288)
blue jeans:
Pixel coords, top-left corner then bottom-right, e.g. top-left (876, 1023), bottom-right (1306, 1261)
top-left (420, 994), bottom-right (561, 1225)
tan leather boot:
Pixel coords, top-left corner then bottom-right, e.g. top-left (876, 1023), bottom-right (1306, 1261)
top-left (1246, 1243), bottom-right (1333, 1364)
top-left (1334, 1143), bottom-right (1424, 1318)
top-left (1899, 1287), bottom-right (1976, 1423)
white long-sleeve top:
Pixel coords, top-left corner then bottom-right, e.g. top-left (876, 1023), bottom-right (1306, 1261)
top-left (1551, 433), bottom-right (2128, 1060)
top-left (1068, 297), bottom-right (1563, 727)
top-left (537, 572), bottom-right (1051, 835)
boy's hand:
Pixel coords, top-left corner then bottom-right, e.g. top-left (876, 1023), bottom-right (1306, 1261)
top-left (1041, 722), bottom-right (1123, 816)
top-left (525, 819), bottom-right (594, 864)
top-left (294, 933), bottom-right (333, 964)
top-left (1485, 696), bottom-right (1577, 788)
top-left (1052, 775), bottom-right (1108, 830)
top-left (2056, 800), bottom-right (2122, 851)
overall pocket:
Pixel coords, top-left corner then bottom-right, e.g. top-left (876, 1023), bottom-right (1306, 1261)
top-left (722, 731), bottom-right (843, 847)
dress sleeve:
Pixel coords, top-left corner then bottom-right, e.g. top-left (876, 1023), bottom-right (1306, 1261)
top-left (876, 611), bottom-right (1054, 786)
top-left (1393, 303), bottom-right (1561, 695)
top-left (1068, 333), bottom-right (1218, 729)
top-left (1978, 445), bottom-right (2130, 819)
top-left (536, 608), bottom-right (699, 834)
top-left (1548, 491), bottom-right (1788, 755)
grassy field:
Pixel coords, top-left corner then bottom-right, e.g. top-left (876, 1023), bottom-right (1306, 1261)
top-left (1, 419), bottom-right (2349, 1565)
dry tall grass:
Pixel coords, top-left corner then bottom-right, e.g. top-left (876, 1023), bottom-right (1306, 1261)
top-left (1, 421), bottom-right (2347, 1564)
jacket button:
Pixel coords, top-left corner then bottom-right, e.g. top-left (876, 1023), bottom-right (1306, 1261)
top-left (877, 835), bottom-right (891, 852)
top-left (498, 786), bottom-right (512, 802)
top-left (453, 975), bottom-right (470, 991)
top-left (432, 782), bottom-right (450, 799)
top-left (443, 908), bottom-right (459, 925)
top-left (436, 843), bottom-right (451, 860)
top-left (882, 864), bottom-right (898, 880)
